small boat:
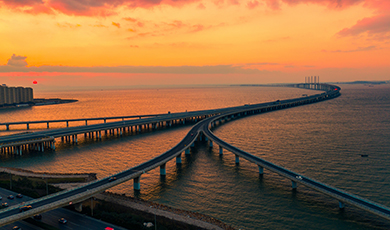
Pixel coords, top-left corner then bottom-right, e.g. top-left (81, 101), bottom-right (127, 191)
top-left (361, 154), bottom-right (368, 157)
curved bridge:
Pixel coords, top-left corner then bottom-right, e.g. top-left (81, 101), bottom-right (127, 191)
top-left (2, 83), bottom-right (387, 226)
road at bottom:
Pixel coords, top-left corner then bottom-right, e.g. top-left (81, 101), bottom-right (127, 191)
top-left (0, 187), bottom-right (127, 230)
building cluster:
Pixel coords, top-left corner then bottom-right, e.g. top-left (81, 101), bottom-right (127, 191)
top-left (0, 84), bottom-right (33, 106)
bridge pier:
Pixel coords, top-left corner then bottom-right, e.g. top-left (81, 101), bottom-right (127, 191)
top-left (66, 121), bottom-right (69, 127)
top-left (291, 181), bottom-right (297, 190)
top-left (185, 148), bottom-right (190, 155)
top-left (258, 166), bottom-right (263, 175)
top-left (235, 155), bottom-right (239, 164)
top-left (339, 201), bottom-right (345, 209)
top-left (219, 146), bottom-right (223, 155)
top-left (209, 140), bottom-right (213, 148)
top-left (176, 153), bottom-right (182, 164)
top-left (160, 164), bottom-right (166, 176)
top-left (27, 123), bottom-right (29, 130)
top-left (47, 122), bottom-right (49, 129)
top-left (6, 124), bottom-right (9, 130)
top-left (134, 177), bottom-right (141, 190)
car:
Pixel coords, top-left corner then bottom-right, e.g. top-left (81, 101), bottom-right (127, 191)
top-left (1, 202), bottom-right (8, 207)
top-left (58, 218), bottom-right (67, 224)
top-left (108, 177), bottom-right (116, 182)
top-left (19, 205), bottom-right (32, 212)
top-left (16, 194), bottom-right (23, 198)
top-left (7, 195), bottom-right (14, 200)
top-left (33, 214), bottom-right (42, 220)
top-left (296, 175), bottom-right (303, 180)
top-left (12, 226), bottom-right (21, 230)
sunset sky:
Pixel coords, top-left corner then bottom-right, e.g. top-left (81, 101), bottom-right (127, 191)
top-left (0, 0), bottom-right (389, 89)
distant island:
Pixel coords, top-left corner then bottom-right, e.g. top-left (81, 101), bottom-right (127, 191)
top-left (0, 98), bottom-right (78, 110)
top-left (33, 98), bottom-right (78, 106)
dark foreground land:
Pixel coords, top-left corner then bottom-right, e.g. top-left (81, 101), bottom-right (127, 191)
top-left (0, 169), bottom-right (234, 230)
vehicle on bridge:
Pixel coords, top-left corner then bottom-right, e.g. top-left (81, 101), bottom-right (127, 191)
top-left (19, 205), bottom-right (32, 212)
top-left (58, 217), bottom-right (67, 224)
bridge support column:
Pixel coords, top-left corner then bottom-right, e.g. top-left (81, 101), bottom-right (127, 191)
top-left (74, 202), bottom-right (83, 212)
top-left (75, 135), bottom-right (78, 144)
top-left (99, 131), bottom-right (102, 140)
top-left (66, 121), bottom-right (69, 127)
top-left (339, 201), bottom-right (345, 209)
top-left (160, 164), bottom-right (166, 176)
top-left (6, 124), bottom-right (9, 131)
top-left (205, 136), bottom-right (208, 141)
top-left (209, 141), bottom-right (213, 148)
top-left (219, 146), bottom-right (223, 155)
top-left (191, 142), bottom-right (195, 147)
top-left (235, 155), bottom-right (239, 164)
top-left (85, 120), bottom-right (88, 126)
top-left (258, 166), bottom-right (263, 175)
top-left (27, 123), bottom-right (29, 130)
top-left (47, 122), bottom-right (49, 129)
top-left (134, 177), bottom-right (141, 190)
top-left (291, 181), bottom-right (297, 190)
top-left (199, 134), bottom-right (202, 141)
top-left (176, 154), bottom-right (182, 164)
top-left (185, 148), bottom-right (190, 155)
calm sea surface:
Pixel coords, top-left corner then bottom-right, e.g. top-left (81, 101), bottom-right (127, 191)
top-left (0, 85), bottom-right (389, 230)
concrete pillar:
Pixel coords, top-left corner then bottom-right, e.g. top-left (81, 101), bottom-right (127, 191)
top-left (6, 124), bottom-right (9, 131)
top-left (292, 181), bottom-right (297, 189)
top-left (160, 164), bottom-right (166, 176)
top-left (134, 177), bottom-right (141, 190)
top-left (191, 142), bottom-right (195, 147)
top-left (75, 135), bottom-right (78, 143)
top-left (219, 146), bottom-right (223, 155)
top-left (27, 123), bottom-right (29, 130)
top-left (104, 118), bottom-right (106, 123)
top-left (209, 140), bottom-right (213, 148)
top-left (85, 120), bottom-right (88, 125)
top-left (176, 154), bottom-right (182, 164)
top-left (205, 136), bottom-right (208, 141)
top-left (99, 131), bottom-right (102, 140)
top-left (258, 166), bottom-right (264, 175)
top-left (74, 202), bottom-right (83, 212)
top-left (66, 121), bottom-right (69, 127)
top-left (339, 201), bottom-right (345, 209)
top-left (235, 155), bottom-right (239, 164)
top-left (47, 122), bottom-right (49, 129)
top-left (41, 143), bottom-right (44, 152)
top-left (185, 148), bottom-right (190, 155)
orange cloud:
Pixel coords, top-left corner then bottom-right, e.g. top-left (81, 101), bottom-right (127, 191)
top-left (247, 1), bottom-right (260, 9)
top-left (0, 0), bottom-right (200, 16)
top-left (337, 15), bottom-right (390, 40)
top-left (112, 22), bottom-right (121, 28)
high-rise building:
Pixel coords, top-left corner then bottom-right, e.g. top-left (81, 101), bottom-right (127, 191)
top-left (0, 85), bottom-right (34, 106)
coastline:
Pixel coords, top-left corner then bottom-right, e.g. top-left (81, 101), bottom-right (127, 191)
top-left (0, 98), bottom-right (78, 110)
